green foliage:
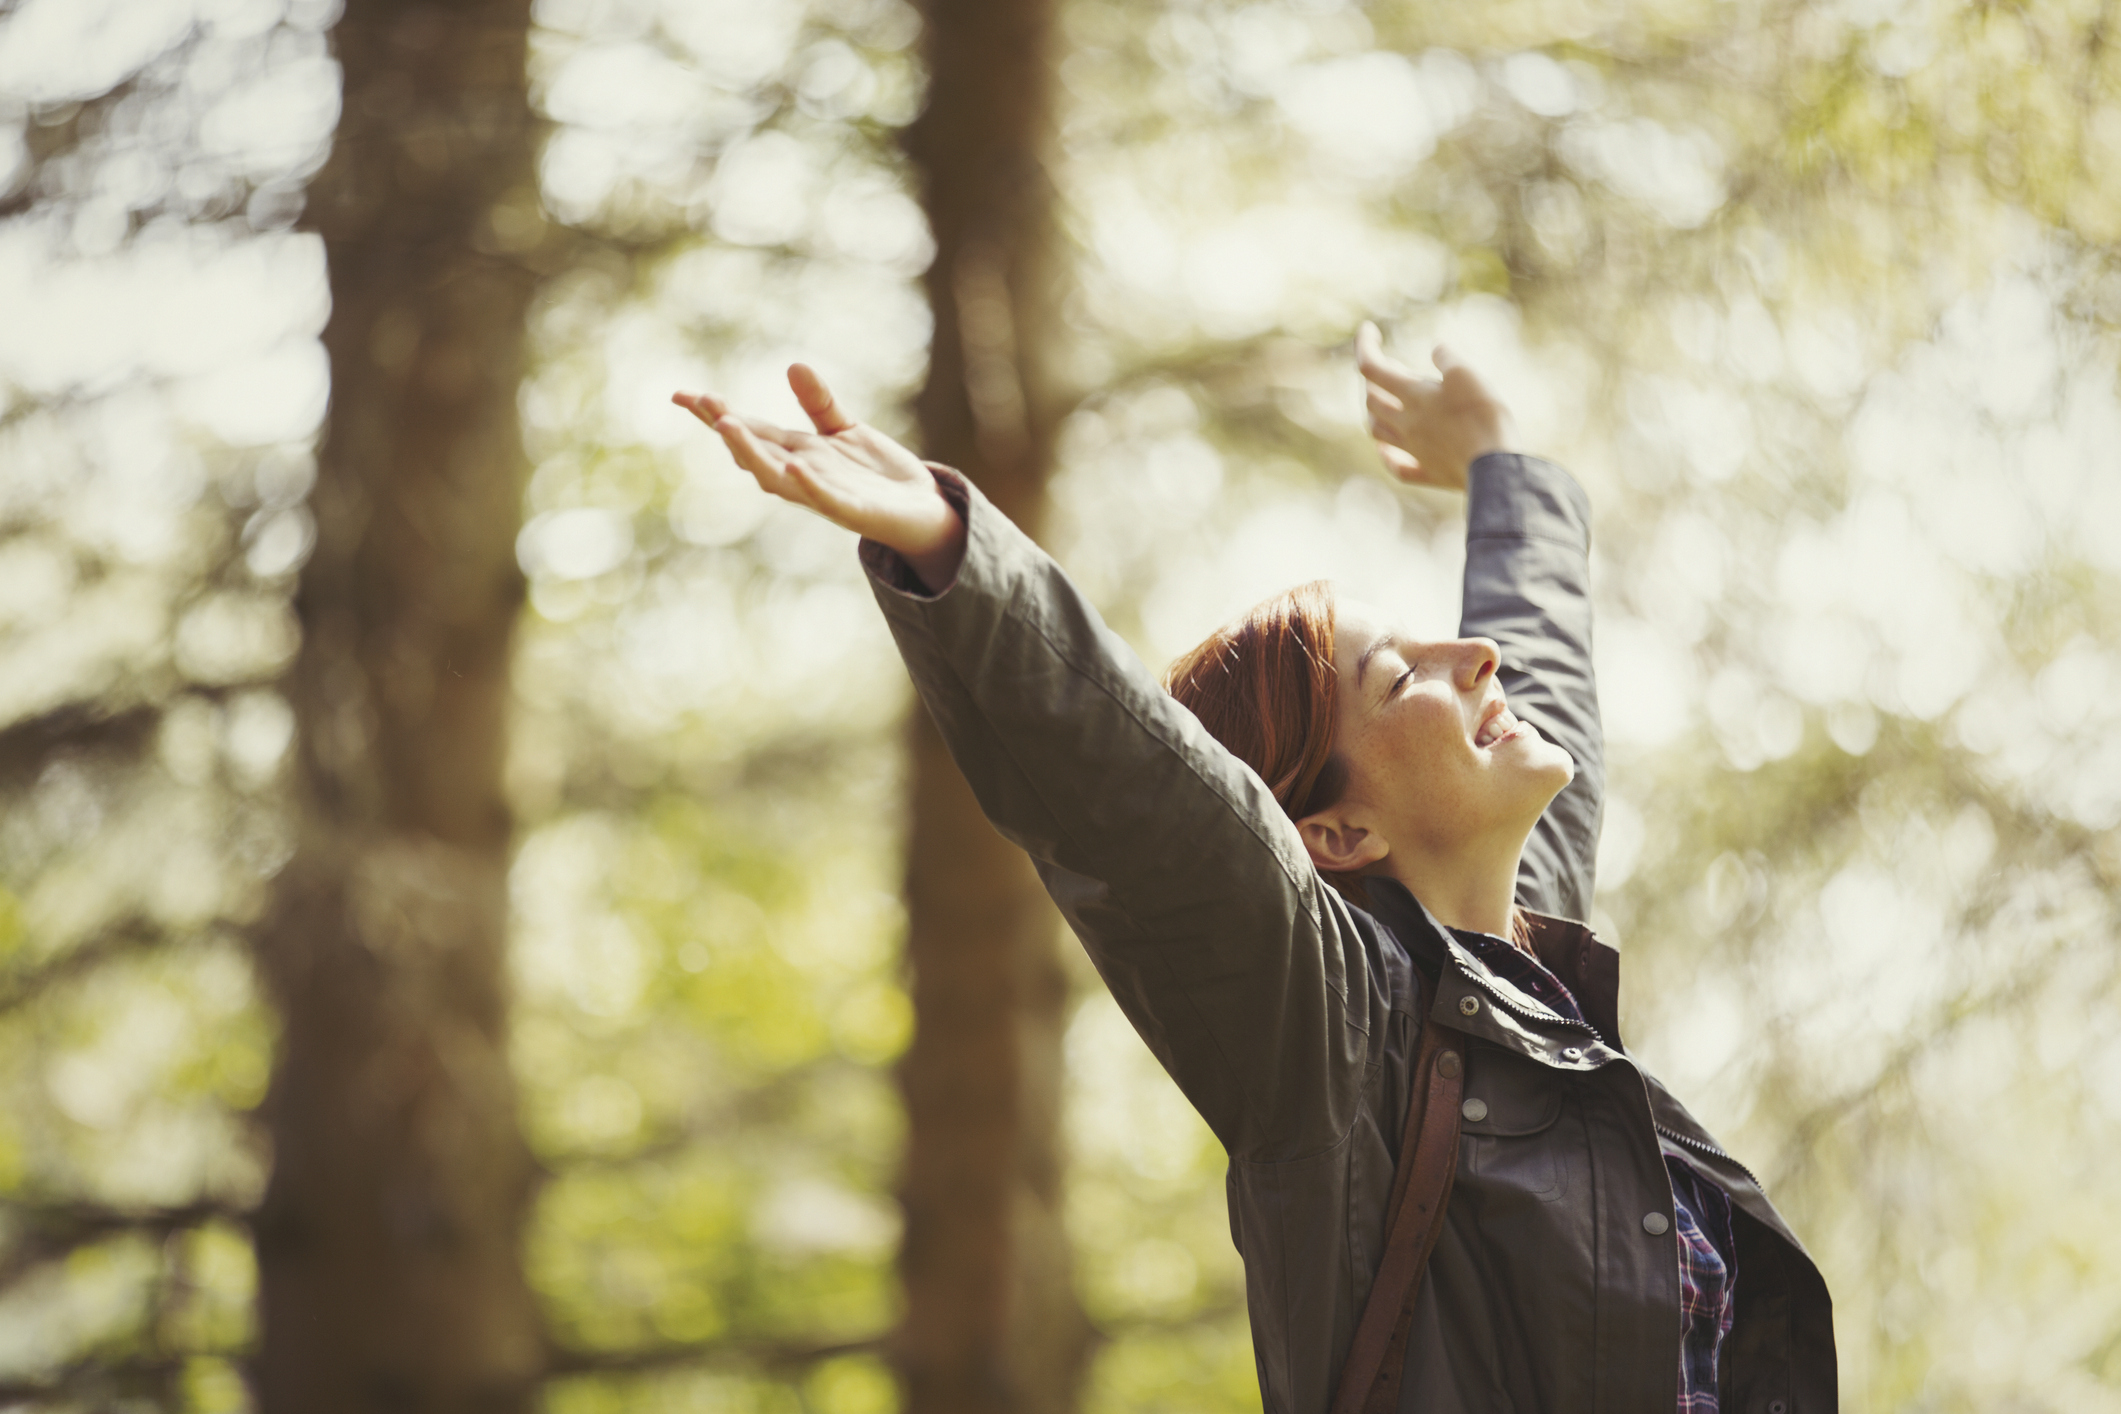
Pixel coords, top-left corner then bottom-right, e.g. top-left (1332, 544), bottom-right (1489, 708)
top-left (7, 0), bottom-right (2121, 1408)
top-left (509, 789), bottom-right (910, 1371)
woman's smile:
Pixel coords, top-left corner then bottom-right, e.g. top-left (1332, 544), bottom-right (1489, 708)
top-left (1474, 702), bottom-right (1527, 749)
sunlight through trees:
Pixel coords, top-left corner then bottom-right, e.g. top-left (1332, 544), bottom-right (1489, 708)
top-left (0, 0), bottom-right (2117, 1408)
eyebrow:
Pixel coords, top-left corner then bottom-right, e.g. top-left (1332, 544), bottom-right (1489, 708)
top-left (1355, 632), bottom-right (1394, 689)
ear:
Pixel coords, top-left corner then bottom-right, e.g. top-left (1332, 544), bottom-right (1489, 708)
top-left (1298, 809), bottom-right (1390, 875)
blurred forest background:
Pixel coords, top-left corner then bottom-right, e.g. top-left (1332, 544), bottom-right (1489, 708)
top-left (1, 0), bottom-right (2118, 1407)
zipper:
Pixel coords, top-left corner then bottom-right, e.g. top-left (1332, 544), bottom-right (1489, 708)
top-left (1455, 966), bottom-right (1606, 1047)
top-left (1654, 1120), bottom-right (1765, 1192)
top-left (1450, 966), bottom-right (1770, 1194)
top-left (1442, 945), bottom-right (1763, 1192)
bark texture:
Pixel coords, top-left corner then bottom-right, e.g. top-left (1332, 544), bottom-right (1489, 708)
top-left (898, 1), bottom-right (1092, 1411)
top-left (252, 2), bottom-right (549, 1408)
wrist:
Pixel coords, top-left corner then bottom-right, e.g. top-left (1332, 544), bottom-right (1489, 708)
top-left (1481, 413), bottom-right (1516, 457)
top-left (900, 496), bottom-right (968, 595)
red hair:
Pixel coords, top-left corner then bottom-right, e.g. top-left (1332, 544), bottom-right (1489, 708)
top-left (1165, 579), bottom-right (1530, 946)
top-left (1163, 581), bottom-right (1366, 904)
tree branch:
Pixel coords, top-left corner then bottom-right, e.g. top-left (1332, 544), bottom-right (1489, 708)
top-left (0, 1198), bottom-right (249, 1290)
top-left (536, 1061), bottom-right (854, 1173)
top-left (1764, 926), bottom-right (2091, 1190)
top-left (1060, 329), bottom-right (1305, 425)
top-left (0, 916), bottom-right (170, 1020)
top-left (0, 700), bottom-right (163, 789)
top-left (0, 1353), bottom-right (225, 1404)
top-left (1089, 1294), bottom-right (1248, 1346)
top-left (545, 1332), bottom-right (883, 1379)
top-left (0, 655), bottom-right (280, 791)
top-left (541, 1302), bottom-right (1252, 1385)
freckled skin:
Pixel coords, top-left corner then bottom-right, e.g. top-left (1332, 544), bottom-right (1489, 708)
top-left (1298, 597), bottom-right (1575, 934)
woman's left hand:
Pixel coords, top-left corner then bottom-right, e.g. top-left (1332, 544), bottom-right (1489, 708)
top-left (673, 364), bottom-right (967, 590)
top-left (1356, 321), bottom-right (1516, 491)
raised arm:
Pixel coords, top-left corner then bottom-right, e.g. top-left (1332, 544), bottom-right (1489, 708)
top-left (674, 367), bottom-right (1385, 1161)
top-left (1357, 327), bottom-right (1603, 921)
top-left (1459, 453), bottom-right (1601, 921)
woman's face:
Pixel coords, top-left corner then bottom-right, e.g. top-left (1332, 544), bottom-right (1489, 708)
top-left (1322, 597), bottom-right (1575, 861)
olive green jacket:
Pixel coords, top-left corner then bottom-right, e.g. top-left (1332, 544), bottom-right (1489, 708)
top-left (862, 453), bottom-right (1835, 1414)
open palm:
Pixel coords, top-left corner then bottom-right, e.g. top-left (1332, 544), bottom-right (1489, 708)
top-left (673, 364), bottom-right (963, 582)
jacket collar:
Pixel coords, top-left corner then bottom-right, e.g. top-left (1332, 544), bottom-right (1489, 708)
top-left (1362, 880), bottom-right (1626, 1052)
top-left (1361, 883), bottom-right (1812, 1255)
top-left (1518, 910), bottom-right (1623, 1050)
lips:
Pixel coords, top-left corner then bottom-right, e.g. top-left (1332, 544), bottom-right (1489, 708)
top-left (1475, 705), bottom-right (1523, 749)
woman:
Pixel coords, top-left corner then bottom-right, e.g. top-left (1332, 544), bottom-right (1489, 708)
top-left (673, 330), bottom-right (1835, 1414)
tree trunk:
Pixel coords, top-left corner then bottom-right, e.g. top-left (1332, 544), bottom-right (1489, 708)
top-left (252, 1), bottom-right (548, 1408)
top-left (897, 1), bottom-right (1091, 1411)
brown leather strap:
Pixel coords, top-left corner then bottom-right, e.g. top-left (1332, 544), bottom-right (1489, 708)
top-left (1330, 1018), bottom-right (1466, 1414)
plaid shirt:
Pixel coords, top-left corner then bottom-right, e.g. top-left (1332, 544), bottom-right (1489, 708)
top-left (1455, 929), bottom-right (1738, 1412)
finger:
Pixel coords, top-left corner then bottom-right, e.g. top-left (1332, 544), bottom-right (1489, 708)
top-left (789, 362), bottom-right (855, 435)
top-left (1357, 322), bottom-right (1421, 386)
top-left (673, 391), bottom-right (730, 423)
top-left (1432, 343), bottom-right (1464, 375)
top-left (704, 407), bottom-right (818, 451)
top-left (771, 451), bottom-right (833, 514)
top-left (717, 415), bottom-right (794, 485)
top-left (1366, 383), bottom-right (1406, 423)
top-left (1374, 440), bottom-right (1424, 481)
top-left (1355, 321), bottom-right (1385, 367)
top-left (674, 393), bottom-right (808, 450)
top-left (770, 447), bottom-right (878, 530)
top-left (733, 415), bottom-right (822, 453)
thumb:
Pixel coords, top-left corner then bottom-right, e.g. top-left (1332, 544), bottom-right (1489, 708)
top-left (1431, 343), bottom-right (1464, 375)
top-left (789, 362), bottom-right (855, 435)
top-left (1434, 347), bottom-right (1495, 404)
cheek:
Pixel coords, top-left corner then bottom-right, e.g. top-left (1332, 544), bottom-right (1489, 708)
top-left (1395, 695), bottom-right (1470, 768)
top-left (1350, 697), bottom-right (1471, 794)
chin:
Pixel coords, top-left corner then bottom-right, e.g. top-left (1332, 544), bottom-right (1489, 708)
top-left (1546, 742), bottom-right (1576, 784)
top-left (1519, 737), bottom-right (1575, 797)
top-left (1479, 751), bottom-right (1572, 839)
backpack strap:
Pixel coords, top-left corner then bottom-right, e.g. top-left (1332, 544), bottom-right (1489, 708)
top-left (1329, 1015), bottom-right (1467, 1414)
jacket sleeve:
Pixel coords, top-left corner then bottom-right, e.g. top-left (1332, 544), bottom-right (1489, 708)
top-left (1458, 452), bottom-right (1604, 922)
top-left (862, 469), bottom-right (1382, 1161)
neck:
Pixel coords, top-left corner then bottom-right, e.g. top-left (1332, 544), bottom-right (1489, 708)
top-left (1378, 830), bottom-right (1527, 942)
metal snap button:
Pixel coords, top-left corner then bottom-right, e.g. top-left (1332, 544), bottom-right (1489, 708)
top-left (1436, 1050), bottom-right (1462, 1079)
top-left (1460, 1098), bottom-right (1488, 1122)
top-left (1767, 1403), bottom-right (1787, 1414)
top-left (1458, 995), bottom-right (1481, 1017)
top-left (1642, 1211), bottom-right (1671, 1236)
top-left (1562, 1046), bottom-right (1584, 1062)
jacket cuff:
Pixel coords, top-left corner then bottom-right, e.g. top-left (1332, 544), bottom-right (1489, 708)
top-left (1466, 452), bottom-right (1592, 551)
top-left (858, 464), bottom-right (976, 600)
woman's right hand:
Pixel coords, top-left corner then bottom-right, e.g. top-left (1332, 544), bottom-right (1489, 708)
top-left (674, 363), bottom-right (967, 591)
top-left (1356, 321), bottom-right (1516, 492)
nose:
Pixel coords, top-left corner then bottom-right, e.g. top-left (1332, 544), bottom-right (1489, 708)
top-left (1452, 637), bottom-right (1500, 693)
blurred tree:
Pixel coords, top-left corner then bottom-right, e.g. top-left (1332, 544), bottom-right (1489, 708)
top-left (896, 1), bottom-right (1093, 1411)
top-left (249, 0), bottom-right (549, 1407)
top-left (0, 0), bottom-right (341, 1405)
top-left (7, 0), bottom-right (2121, 1411)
